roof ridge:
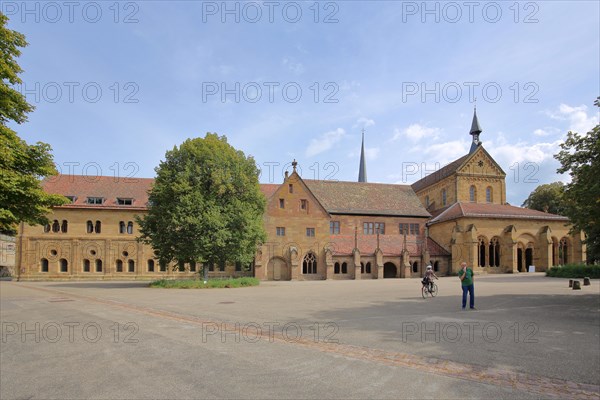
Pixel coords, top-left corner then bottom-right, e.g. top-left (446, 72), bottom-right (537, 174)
top-left (429, 202), bottom-right (460, 224)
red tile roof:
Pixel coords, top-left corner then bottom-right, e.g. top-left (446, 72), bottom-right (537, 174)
top-left (42, 175), bottom-right (154, 210)
top-left (305, 180), bottom-right (430, 217)
top-left (42, 175), bottom-right (281, 210)
top-left (429, 202), bottom-right (569, 224)
top-left (260, 184), bottom-right (279, 200)
top-left (43, 175), bottom-right (431, 219)
top-left (411, 154), bottom-right (469, 192)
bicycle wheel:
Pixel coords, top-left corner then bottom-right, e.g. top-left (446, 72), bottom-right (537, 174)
top-left (422, 285), bottom-right (429, 299)
top-left (430, 283), bottom-right (438, 297)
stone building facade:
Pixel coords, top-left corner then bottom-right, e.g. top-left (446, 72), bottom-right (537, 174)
top-left (14, 110), bottom-right (586, 280)
top-left (411, 110), bottom-right (586, 273)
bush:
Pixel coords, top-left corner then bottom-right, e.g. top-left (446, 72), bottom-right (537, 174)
top-left (149, 277), bottom-right (260, 289)
top-left (546, 263), bottom-right (600, 279)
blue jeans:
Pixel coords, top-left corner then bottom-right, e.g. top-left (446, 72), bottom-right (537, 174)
top-left (462, 284), bottom-right (474, 308)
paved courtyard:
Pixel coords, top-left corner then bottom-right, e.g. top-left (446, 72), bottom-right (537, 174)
top-left (1, 274), bottom-right (599, 399)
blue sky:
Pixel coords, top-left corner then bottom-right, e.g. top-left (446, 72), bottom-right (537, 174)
top-left (4, 0), bottom-right (599, 205)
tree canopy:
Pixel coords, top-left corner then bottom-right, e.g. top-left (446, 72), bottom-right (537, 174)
top-left (521, 181), bottom-right (565, 214)
top-left (136, 133), bottom-right (267, 272)
top-left (0, 13), bottom-right (68, 234)
top-left (554, 97), bottom-right (600, 263)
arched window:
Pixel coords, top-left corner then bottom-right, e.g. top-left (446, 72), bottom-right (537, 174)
top-left (412, 261), bottom-right (418, 273)
top-left (433, 261), bottom-right (439, 272)
top-left (44, 224), bottom-right (51, 233)
top-left (127, 222), bottom-right (133, 234)
top-left (95, 221), bottom-right (101, 234)
top-left (469, 185), bottom-right (477, 202)
top-left (360, 262), bottom-right (365, 274)
top-left (559, 237), bottom-right (569, 265)
top-left (159, 261), bottom-right (167, 272)
top-left (41, 258), bottom-right (49, 272)
top-left (83, 259), bottom-right (90, 272)
top-left (147, 259), bottom-right (155, 272)
top-left (341, 262), bottom-right (347, 274)
top-left (128, 260), bottom-right (135, 272)
top-left (442, 189), bottom-right (447, 206)
top-left (116, 260), bottom-right (123, 272)
top-left (302, 252), bottom-right (317, 274)
top-left (119, 221), bottom-right (126, 234)
top-left (478, 237), bottom-right (487, 267)
top-left (486, 187), bottom-right (493, 203)
top-left (87, 221), bottom-right (93, 233)
top-left (366, 262), bottom-right (372, 274)
top-left (334, 262), bottom-right (340, 274)
top-left (190, 261), bottom-right (196, 272)
top-left (59, 258), bottom-right (68, 273)
top-left (95, 259), bottom-right (103, 272)
top-left (489, 237), bottom-right (500, 267)
top-left (61, 220), bottom-right (68, 233)
top-left (52, 220), bottom-right (60, 232)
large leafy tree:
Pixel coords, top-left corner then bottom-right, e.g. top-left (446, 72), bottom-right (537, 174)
top-left (554, 97), bottom-right (600, 263)
top-left (137, 133), bottom-right (267, 275)
top-left (522, 181), bottom-right (565, 214)
top-left (0, 13), bottom-right (67, 234)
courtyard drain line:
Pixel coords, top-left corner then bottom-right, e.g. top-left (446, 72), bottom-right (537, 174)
top-left (16, 283), bottom-right (600, 400)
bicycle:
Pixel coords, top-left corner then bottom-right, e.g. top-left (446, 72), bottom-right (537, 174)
top-left (421, 280), bottom-right (438, 298)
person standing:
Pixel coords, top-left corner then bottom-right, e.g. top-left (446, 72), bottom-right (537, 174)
top-left (458, 261), bottom-right (475, 310)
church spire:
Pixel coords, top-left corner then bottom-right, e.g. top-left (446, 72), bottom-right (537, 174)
top-left (358, 128), bottom-right (367, 182)
top-left (469, 105), bottom-right (482, 153)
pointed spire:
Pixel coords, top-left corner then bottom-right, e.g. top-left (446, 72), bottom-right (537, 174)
top-left (469, 105), bottom-right (482, 153)
top-left (358, 129), bottom-right (367, 182)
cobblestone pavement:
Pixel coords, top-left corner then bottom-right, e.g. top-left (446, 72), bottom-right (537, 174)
top-left (1, 274), bottom-right (599, 399)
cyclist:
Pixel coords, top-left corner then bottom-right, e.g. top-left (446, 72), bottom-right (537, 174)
top-left (422, 264), bottom-right (438, 292)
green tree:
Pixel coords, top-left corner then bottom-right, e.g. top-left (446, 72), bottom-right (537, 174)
top-left (522, 181), bottom-right (565, 214)
top-left (554, 97), bottom-right (600, 263)
top-left (0, 13), bottom-right (68, 234)
top-left (136, 133), bottom-right (267, 276)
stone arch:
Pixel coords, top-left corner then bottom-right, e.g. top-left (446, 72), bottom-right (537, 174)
top-left (517, 243), bottom-right (525, 272)
top-left (412, 261), bottom-right (419, 274)
top-left (302, 252), bottom-right (317, 275)
top-left (469, 185), bottom-right (477, 202)
top-left (477, 236), bottom-right (488, 267)
top-left (558, 236), bottom-right (570, 265)
top-left (267, 257), bottom-right (290, 281)
top-left (488, 237), bottom-right (500, 267)
top-left (383, 262), bottom-right (397, 278)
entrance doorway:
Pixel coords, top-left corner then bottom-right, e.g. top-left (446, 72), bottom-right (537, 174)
top-left (267, 257), bottom-right (290, 281)
top-left (383, 262), bottom-right (397, 278)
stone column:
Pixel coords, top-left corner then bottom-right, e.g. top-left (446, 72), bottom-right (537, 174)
top-left (353, 248), bottom-right (361, 280)
top-left (537, 226), bottom-right (553, 272)
top-left (375, 248), bottom-right (383, 279)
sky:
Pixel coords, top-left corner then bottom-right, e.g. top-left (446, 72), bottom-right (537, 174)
top-left (3, 0), bottom-right (599, 206)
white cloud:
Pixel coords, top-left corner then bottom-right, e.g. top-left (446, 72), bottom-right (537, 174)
top-left (365, 147), bottom-right (380, 159)
top-left (558, 104), bottom-right (598, 133)
top-left (489, 140), bottom-right (562, 166)
top-left (547, 103), bottom-right (598, 134)
top-left (354, 117), bottom-right (375, 129)
top-left (281, 58), bottom-right (305, 75)
top-left (533, 128), bottom-right (551, 136)
top-left (421, 140), bottom-right (469, 166)
top-left (392, 124), bottom-right (441, 142)
top-left (305, 128), bottom-right (346, 157)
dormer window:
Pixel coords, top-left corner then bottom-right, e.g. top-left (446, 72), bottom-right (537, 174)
top-left (117, 198), bottom-right (133, 205)
top-left (65, 196), bottom-right (76, 203)
top-left (87, 197), bottom-right (104, 205)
